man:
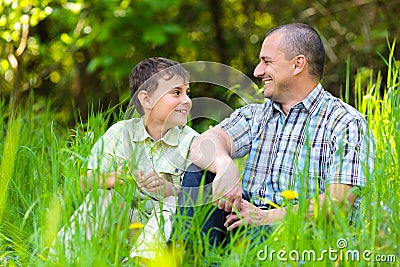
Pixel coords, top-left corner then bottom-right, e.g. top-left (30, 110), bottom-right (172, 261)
top-left (178, 23), bottom-right (374, 246)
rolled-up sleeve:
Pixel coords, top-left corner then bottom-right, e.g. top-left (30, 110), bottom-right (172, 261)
top-left (328, 118), bottom-right (375, 187)
top-left (217, 105), bottom-right (255, 159)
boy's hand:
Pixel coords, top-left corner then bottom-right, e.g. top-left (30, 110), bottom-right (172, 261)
top-left (137, 171), bottom-right (176, 197)
top-left (103, 166), bottom-right (126, 189)
top-left (82, 167), bottom-right (125, 190)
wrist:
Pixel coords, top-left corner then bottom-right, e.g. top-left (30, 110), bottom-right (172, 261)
top-left (213, 155), bottom-right (234, 174)
top-left (263, 207), bottom-right (286, 225)
top-left (163, 183), bottom-right (179, 197)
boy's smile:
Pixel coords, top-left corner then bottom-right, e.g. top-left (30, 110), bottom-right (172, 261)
top-left (144, 75), bottom-right (192, 138)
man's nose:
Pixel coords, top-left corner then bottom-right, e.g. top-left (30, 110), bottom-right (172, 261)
top-left (253, 62), bottom-right (264, 78)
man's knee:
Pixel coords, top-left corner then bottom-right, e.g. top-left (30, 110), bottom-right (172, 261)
top-left (181, 164), bottom-right (215, 187)
top-left (178, 164), bottom-right (216, 209)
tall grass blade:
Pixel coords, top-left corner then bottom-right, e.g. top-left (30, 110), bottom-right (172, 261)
top-left (0, 116), bottom-right (22, 221)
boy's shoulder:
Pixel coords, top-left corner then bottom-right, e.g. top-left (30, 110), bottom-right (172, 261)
top-left (105, 118), bottom-right (142, 134)
top-left (108, 118), bottom-right (199, 144)
top-left (98, 118), bottom-right (145, 144)
top-left (179, 125), bottom-right (199, 138)
top-left (165, 124), bottom-right (199, 147)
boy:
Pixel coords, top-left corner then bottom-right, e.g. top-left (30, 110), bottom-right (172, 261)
top-left (52, 57), bottom-right (198, 262)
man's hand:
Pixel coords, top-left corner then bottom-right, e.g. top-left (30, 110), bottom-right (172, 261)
top-left (212, 159), bottom-right (242, 213)
top-left (137, 171), bottom-right (176, 197)
top-left (224, 199), bottom-right (269, 231)
top-left (224, 183), bottom-right (357, 231)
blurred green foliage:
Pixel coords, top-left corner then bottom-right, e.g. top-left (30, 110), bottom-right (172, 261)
top-left (0, 0), bottom-right (399, 129)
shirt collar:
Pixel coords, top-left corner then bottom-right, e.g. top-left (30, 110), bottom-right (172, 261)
top-left (301, 83), bottom-right (324, 114)
top-left (130, 118), bottom-right (180, 146)
top-left (271, 83), bottom-right (324, 115)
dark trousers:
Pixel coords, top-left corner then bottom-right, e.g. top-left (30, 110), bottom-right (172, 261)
top-left (175, 164), bottom-right (274, 248)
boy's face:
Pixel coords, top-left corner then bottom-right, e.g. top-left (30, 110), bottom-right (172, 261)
top-left (146, 75), bottom-right (192, 130)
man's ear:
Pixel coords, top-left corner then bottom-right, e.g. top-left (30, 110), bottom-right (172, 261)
top-left (293, 55), bottom-right (306, 75)
top-left (138, 91), bottom-right (152, 110)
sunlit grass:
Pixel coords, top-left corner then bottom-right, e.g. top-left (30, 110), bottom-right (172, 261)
top-left (0, 114), bottom-right (22, 221)
top-left (0, 47), bottom-right (399, 266)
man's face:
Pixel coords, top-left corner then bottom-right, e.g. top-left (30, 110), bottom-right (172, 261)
top-left (146, 75), bottom-right (192, 130)
top-left (253, 33), bottom-right (295, 102)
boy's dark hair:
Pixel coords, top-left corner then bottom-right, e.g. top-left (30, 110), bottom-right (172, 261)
top-left (129, 57), bottom-right (189, 116)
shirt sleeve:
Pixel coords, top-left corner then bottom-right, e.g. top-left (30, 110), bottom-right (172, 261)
top-left (87, 124), bottom-right (123, 172)
top-left (217, 105), bottom-right (254, 159)
top-left (327, 118), bottom-right (375, 187)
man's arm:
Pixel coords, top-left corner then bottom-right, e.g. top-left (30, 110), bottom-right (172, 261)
top-left (190, 127), bottom-right (242, 212)
top-left (225, 183), bottom-right (357, 230)
top-left (190, 127), bottom-right (232, 172)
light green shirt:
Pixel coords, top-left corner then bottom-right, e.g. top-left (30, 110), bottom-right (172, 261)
top-left (87, 118), bottom-right (198, 187)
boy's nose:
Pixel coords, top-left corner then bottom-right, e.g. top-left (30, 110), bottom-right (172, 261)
top-left (181, 93), bottom-right (191, 103)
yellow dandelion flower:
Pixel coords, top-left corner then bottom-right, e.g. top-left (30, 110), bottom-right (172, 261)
top-left (281, 190), bottom-right (298, 200)
top-left (36, 253), bottom-right (48, 261)
top-left (129, 222), bottom-right (145, 229)
top-left (146, 245), bottom-right (185, 267)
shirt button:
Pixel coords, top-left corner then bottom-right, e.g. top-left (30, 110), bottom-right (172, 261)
top-left (175, 168), bottom-right (179, 173)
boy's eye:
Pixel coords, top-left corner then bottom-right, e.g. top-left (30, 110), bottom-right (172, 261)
top-left (173, 90), bottom-right (180, 95)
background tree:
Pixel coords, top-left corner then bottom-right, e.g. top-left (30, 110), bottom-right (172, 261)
top-left (1, 0), bottom-right (399, 129)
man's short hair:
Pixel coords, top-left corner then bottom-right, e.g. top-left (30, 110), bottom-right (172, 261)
top-left (267, 23), bottom-right (325, 80)
top-left (129, 57), bottom-right (189, 116)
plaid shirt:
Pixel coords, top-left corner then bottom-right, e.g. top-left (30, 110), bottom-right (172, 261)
top-left (218, 84), bottom-right (374, 211)
top-left (88, 118), bottom-right (198, 187)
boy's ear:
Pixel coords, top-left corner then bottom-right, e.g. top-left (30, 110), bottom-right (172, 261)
top-left (138, 91), bottom-right (152, 109)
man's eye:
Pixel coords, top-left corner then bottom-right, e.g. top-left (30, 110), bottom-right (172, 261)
top-left (173, 90), bottom-right (180, 95)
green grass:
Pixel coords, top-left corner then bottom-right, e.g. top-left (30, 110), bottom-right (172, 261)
top-left (0, 48), bottom-right (399, 266)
